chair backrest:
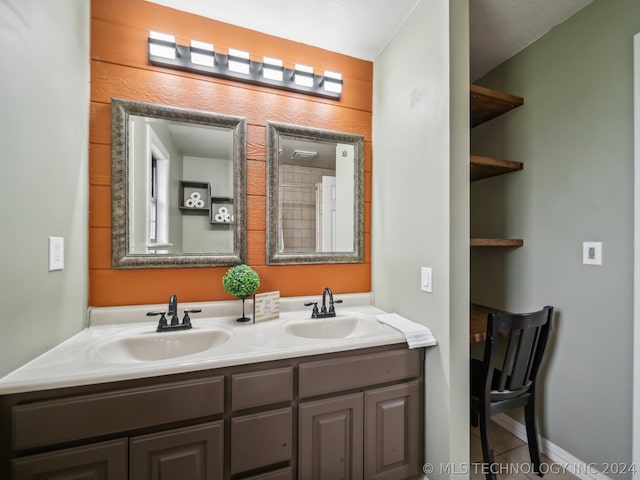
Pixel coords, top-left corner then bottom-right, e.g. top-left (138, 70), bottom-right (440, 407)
top-left (481, 306), bottom-right (553, 400)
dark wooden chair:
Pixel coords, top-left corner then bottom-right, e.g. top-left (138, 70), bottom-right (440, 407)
top-left (470, 306), bottom-right (554, 480)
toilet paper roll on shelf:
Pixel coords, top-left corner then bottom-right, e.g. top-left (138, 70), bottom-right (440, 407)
top-left (185, 191), bottom-right (205, 208)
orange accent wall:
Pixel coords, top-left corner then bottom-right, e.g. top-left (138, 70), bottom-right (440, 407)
top-left (89, 0), bottom-right (373, 306)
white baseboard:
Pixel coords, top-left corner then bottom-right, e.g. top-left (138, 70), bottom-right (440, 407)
top-left (492, 413), bottom-right (611, 480)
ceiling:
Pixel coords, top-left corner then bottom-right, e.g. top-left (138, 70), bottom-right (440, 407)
top-left (149, 0), bottom-right (593, 81)
top-left (469, 0), bottom-right (593, 80)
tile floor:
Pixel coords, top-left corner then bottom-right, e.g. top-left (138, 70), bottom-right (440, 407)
top-left (470, 421), bottom-right (578, 480)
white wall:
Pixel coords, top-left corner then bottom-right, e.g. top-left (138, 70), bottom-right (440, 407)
top-left (0, 0), bottom-right (90, 377)
top-left (372, 0), bottom-right (470, 476)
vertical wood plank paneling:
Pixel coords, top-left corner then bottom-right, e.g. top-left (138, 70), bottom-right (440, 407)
top-left (89, 0), bottom-right (372, 306)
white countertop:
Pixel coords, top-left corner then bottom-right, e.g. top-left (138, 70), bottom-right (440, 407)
top-left (0, 293), bottom-right (436, 395)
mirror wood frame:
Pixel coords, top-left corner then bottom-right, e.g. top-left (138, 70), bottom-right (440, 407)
top-left (266, 121), bottom-right (365, 264)
top-left (111, 98), bottom-right (247, 269)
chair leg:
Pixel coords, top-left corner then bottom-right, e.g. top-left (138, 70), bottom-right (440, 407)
top-left (471, 406), bottom-right (479, 427)
top-left (525, 401), bottom-right (543, 476)
top-left (479, 409), bottom-right (497, 480)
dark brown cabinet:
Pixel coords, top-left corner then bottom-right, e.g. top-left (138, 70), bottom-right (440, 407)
top-left (11, 423), bottom-right (225, 480)
top-left (299, 392), bottom-right (364, 479)
top-left (298, 383), bottom-right (421, 480)
top-left (364, 382), bottom-right (421, 480)
top-left (1, 345), bottom-right (423, 480)
top-left (11, 439), bottom-right (127, 480)
top-left (298, 349), bottom-right (423, 480)
top-left (230, 408), bottom-right (292, 475)
top-left (130, 422), bottom-right (224, 480)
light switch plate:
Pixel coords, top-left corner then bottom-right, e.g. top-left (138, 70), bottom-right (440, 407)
top-left (49, 237), bottom-right (64, 271)
top-left (583, 241), bottom-right (602, 265)
top-left (421, 267), bottom-right (432, 293)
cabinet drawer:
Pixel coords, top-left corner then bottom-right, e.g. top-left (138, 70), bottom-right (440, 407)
top-left (230, 407), bottom-right (292, 474)
top-left (299, 348), bottom-right (421, 398)
top-left (12, 376), bottom-right (224, 450)
top-left (231, 367), bottom-right (293, 410)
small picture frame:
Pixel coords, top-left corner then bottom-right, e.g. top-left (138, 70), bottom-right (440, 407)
top-left (254, 291), bottom-right (280, 323)
top-left (210, 197), bottom-right (234, 224)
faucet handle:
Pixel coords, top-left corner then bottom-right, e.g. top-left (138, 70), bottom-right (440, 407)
top-left (328, 299), bottom-right (343, 314)
top-left (304, 302), bottom-right (319, 317)
top-left (147, 311), bottom-right (168, 330)
top-left (182, 308), bottom-right (201, 327)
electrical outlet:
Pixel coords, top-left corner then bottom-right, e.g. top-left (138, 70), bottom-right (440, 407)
top-left (583, 241), bottom-right (602, 265)
top-left (49, 237), bottom-right (64, 271)
top-left (421, 267), bottom-right (432, 293)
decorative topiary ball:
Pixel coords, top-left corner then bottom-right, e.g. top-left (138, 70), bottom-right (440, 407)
top-left (222, 264), bottom-right (260, 298)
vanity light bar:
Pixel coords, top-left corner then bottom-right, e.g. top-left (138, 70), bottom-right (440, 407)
top-left (190, 40), bottom-right (214, 67)
top-left (263, 56), bottom-right (284, 82)
top-left (147, 33), bottom-right (343, 99)
top-left (149, 31), bottom-right (177, 60)
top-left (228, 48), bottom-right (250, 75)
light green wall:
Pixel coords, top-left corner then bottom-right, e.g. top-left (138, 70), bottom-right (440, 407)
top-left (182, 156), bottom-right (234, 253)
top-left (471, 0), bottom-right (639, 475)
top-left (448, 0), bottom-right (471, 474)
top-left (0, 0), bottom-right (90, 378)
top-left (372, 0), bottom-right (470, 476)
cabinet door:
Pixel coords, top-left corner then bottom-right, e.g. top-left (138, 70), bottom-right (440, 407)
top-left (129, 421), bottom-right (224, 480)
top-left (299, 392), bottom-right (363, 480)
top-left (364, 381), bottom-right (421, 480)
top-left (11, 438), bottom-right (127, 480)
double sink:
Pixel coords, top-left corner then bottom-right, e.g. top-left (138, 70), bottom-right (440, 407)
top-left (0, 294), bottom-right (416, 395)
top-left (93, 313), bottom-right (387, 363)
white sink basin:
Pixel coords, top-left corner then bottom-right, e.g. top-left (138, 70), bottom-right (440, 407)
top-left (94, 328), bottom-right (231, 362)
top-left (284, 315), bottom-right (383, 339)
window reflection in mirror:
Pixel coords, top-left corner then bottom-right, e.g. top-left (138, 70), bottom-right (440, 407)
top-left (266, 121), bottom-right (364, 264)
top-left (111, 99), bottom-right (246, 268)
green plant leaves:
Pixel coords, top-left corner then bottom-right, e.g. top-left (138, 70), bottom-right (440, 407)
top-left (222, 264), bottom-right (260, 297)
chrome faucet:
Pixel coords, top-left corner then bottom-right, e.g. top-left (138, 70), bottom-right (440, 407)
top-left (304, 287), bottom-right (343, 319)
top-left (147, 294), bottom-right (201, 332)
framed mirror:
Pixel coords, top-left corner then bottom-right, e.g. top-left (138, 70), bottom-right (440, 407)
top-left (111, 98), bottom-right (246, 268)
top-left (266, 121), bottom-right (364, 264)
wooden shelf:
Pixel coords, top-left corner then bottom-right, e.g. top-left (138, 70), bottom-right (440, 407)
top-left (470, 155), bottom-right (523, 182)
top-left (470, 84), bottom-right (523, 128)
top-left (469, 86), bottom-right (525, 248)
top-left (470, 238), bottom-right (523, 247)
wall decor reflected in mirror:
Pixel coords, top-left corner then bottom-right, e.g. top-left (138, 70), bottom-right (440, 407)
top-left (266, 121), bottom-right (364, 264)
top-left (111, 98), bottom-right (247, 268)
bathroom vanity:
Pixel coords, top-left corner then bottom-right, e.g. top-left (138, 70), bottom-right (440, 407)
top-left (0, 294), bottom-right (435, 480)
